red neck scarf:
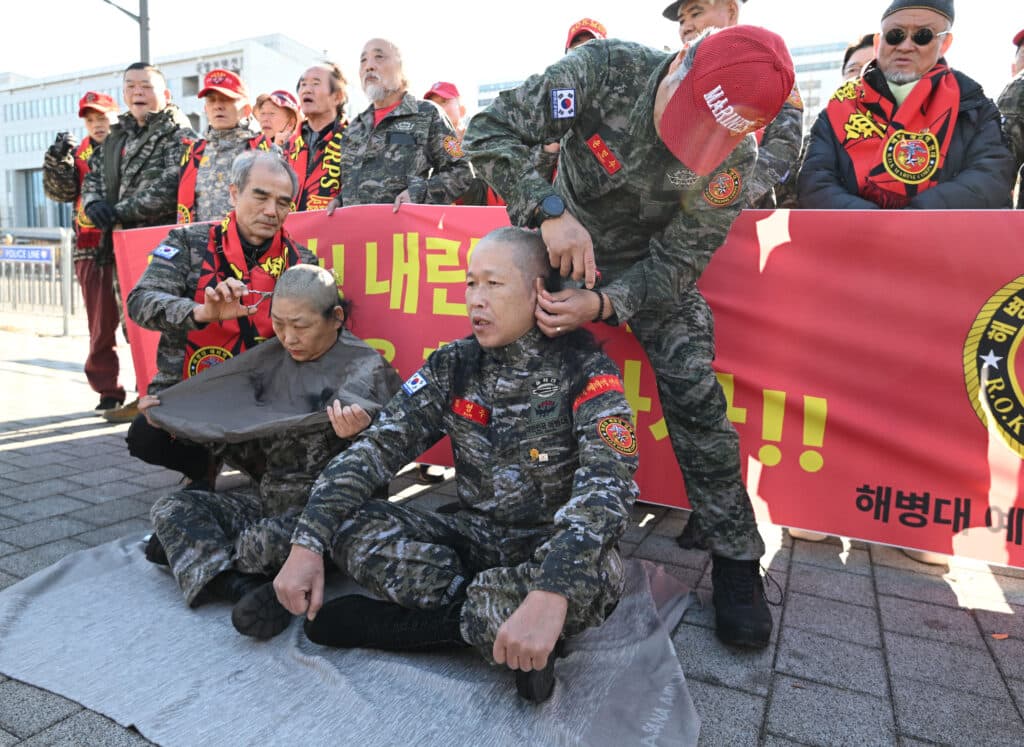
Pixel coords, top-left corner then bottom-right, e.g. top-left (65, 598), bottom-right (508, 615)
top-left (286, 118), bottom-right (347, 212)
top-left (826, 63), bottom-right (960, 208)
top-left (182, 212), bottom-right (302, 379)
top-left (73, 138), bottom-right (102, 248)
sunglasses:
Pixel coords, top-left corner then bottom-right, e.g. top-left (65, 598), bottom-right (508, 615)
top-left (883, 27), bottom-right (950, 46)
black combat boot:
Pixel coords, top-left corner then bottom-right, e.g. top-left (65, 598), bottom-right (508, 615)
top-left (202, 570), bottom-right (269, 604)
top-left (232, 582), bottom-right (293, 640)
top-left (143, 533), bottom-right (169, 566)
top-left (514, 639), bottom-right (566, 704)
top-left (710, 555), bottom-right (773, 649)
top-left (304, 595), bottom-right (468, 651)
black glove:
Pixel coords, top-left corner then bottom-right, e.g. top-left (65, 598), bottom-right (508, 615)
top-left (84, 200), bottom-right (118, 231)
top-left (47, 132), bottom-right (78, 161)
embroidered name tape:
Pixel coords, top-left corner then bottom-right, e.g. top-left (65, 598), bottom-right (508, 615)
top-left (573, 374), bottom-right (625, 411)
top-left (586, 134), bottom-right (622, 175)
top-left (452, 398), bottom-right (490, 426)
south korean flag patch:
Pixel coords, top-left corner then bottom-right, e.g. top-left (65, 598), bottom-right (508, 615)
top-left (551, 88), bottom-right (576, 120)
top-left (152, 244), bottom-right (180, 260)
top-left (402, 370), bottom-right (429, 396)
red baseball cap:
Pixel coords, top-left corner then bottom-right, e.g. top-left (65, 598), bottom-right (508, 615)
top-left (423, 81), bottom-right (461, 101)
top-left (199, 69), bottom-right (247, 99)
top-left (256, 90), bottom-right (301, 113)
top-left (78, 91), bottom-right (117, 117)
top-left (565, 18), bottom-right (608, 51)
top-left (659, 26), bottom-right (795, 176)
top-left (1014, 29), bottom-right (1024, 48)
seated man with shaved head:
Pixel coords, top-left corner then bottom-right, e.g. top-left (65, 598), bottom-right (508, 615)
top-left (142, 263), bottom-right (401, 637)
top-left (271, 226), bottom-right (639, 702)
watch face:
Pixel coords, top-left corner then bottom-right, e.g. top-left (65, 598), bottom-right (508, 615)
top-left (542, 195), bottom-right (565, 218)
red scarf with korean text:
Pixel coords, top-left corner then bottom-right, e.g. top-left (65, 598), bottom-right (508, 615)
top-left (182, 213), bottom-right (302, 379)
top-left (176, 136), bottom-right (271, 224)
top-left (73, 138), bottom-right (102, 250)
top-left (286, 119), bottom-right (346, 212)
top-left (826, 63), bottom-right (960, 208)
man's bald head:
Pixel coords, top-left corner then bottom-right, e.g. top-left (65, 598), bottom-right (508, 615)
top-left (474, 226), bottom-right (553, 292)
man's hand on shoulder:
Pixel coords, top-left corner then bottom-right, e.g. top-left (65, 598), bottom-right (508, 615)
top-left (539, 211), bottom-right (597, 288)
top-left (492, 589), bottom-right (568, 672)
top-left (274, 544), bottom-right (325, 620)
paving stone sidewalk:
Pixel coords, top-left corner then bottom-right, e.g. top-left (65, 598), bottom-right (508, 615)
top-left (0, 315), bottom-right (1022, 745)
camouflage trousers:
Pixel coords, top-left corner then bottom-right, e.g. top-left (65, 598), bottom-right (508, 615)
top-left (628, 286), bottom-right (765, 560)
top-left (332, 501), bottom-right (624, 661)
top-left (151, 488), bottom-right (300, 606)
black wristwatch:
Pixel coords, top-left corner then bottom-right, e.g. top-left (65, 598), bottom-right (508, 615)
top-left (533, 194), bottom-right (566, 227)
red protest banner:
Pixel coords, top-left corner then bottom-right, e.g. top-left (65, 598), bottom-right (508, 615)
top-left (115, 206), bottom-right (1024, 568)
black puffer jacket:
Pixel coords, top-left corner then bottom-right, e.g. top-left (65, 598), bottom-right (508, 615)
top-left (798, 61), bottom-right (1015, 209)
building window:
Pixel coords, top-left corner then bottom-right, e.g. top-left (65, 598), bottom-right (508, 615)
top-left (182, 75), bottom-right (199, 98)
top-left (22, 169), bottom-right (46, 227)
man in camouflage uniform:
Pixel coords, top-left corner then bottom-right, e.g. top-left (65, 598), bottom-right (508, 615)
top-left (274, 228), bottom-right (639, 701)
top-left (325, 38), bottom-right (473, 212)
top-left (462, 28), bottom-right (794, 648)
top-left (42, 91), bottom-right (126, 413)
top-left (662, 0), bottom-right (804, 207)
top-left (81, 62), bottom-right (198, 422)
top-left (145, 264), bottom-right (401, 636)
top-left (176, 68), bottom-right (264, 224)
top-left (998, 29), bottom-right (1024, 208)
top-left (125, 151), bottom-right (316, 485)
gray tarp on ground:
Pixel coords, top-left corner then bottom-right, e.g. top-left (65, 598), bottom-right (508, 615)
top-left (0, 536), bottom-right (699, 746)
top-left (149, 331), bottom-right (400, 444)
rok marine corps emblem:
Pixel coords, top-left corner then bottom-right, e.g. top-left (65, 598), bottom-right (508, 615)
top-left (702, 168), bottom-right (742, 207)
top-left (187, 346), bottom-right (232, 378)
top-left (963, 275), bottom-right (1024, 459)
top-left (883, 130), bottom-right (940, 185)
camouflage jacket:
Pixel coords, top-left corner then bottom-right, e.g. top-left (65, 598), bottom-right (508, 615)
top-left (205, 333), bottom-right (403, 515)
top-left (292, 328), bottom-right (639, 598)
top-left (181, 121), bottom-right (262, 223)
top-left (749, 99), bottom-right (804, 207)
top-left (125, 222), bottom-right (316, 394)
top-left (997, 71), bottom-right (1024, 208)
top-left (341, 93), bottom-right (474, 205)
top-left (463, 39), bottom-right (756, 324)
top-left (43, 136), bottom-right (103, 260)
top-left (82, 105), bottom-right (197, 230)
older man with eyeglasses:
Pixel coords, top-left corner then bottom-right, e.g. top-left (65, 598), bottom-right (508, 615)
top-left (798, 0), bottom-right (1013, 209)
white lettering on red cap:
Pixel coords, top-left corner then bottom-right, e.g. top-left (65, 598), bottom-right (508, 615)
top-left (703, 85), bottom-right (756, 135)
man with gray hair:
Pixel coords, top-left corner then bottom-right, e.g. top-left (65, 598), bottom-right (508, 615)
top-left (798, 0), bottom-right (1013, 208)
top-left (325, 38), bottom-right (473, 212)
top-left (141, 263), bottom-right (401, 636)
top-left (123, 150), bottom-right (316, 486)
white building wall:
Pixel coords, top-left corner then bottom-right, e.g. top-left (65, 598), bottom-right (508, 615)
top-left (0, 34), bottom-right (324, 229)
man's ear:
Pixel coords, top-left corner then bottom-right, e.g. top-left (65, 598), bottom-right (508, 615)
top-left (873, 32), bottom-right (881, 56)
top-left (332, 305), bottom-right (346, 326)
top-left (229, 183), bottom-right (239, 208)
top-left (939, 32), bottom-right (954, 57)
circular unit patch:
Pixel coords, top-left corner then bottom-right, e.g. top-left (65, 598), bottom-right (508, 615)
top-left (187, 346), bottom-right (232, 378)
top-left (703, 168), bottom-right (743, 207)
top-left (883, 130), bottom-right (940, 185)
top-left (597, 416), bottom-right (638, 456)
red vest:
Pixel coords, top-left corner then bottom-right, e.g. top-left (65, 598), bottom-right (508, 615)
top-left (73, 139), bottom-right (102, 250)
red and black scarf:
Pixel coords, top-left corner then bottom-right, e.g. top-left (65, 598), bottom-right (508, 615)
top-left (286, 119), bottom-right (346, 212)
top-left (826, 63), bottom-right (960, 208)
top-left (182, 212), bottom-right (303, 379)
top-left (73, 138), bottom-right (102, 250)
top-left (176, 136), bottom-right (272, 225)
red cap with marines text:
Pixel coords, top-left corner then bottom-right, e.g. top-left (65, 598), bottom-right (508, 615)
top-left (423, 81), bottom-right (461, 101)
top-left (78, 91), bottom-right (118, 117)
top-left (659, 26), bottom-right (795, 175)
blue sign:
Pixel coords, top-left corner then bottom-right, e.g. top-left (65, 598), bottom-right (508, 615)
top-left (0, 246), bottom-right (54, 263)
